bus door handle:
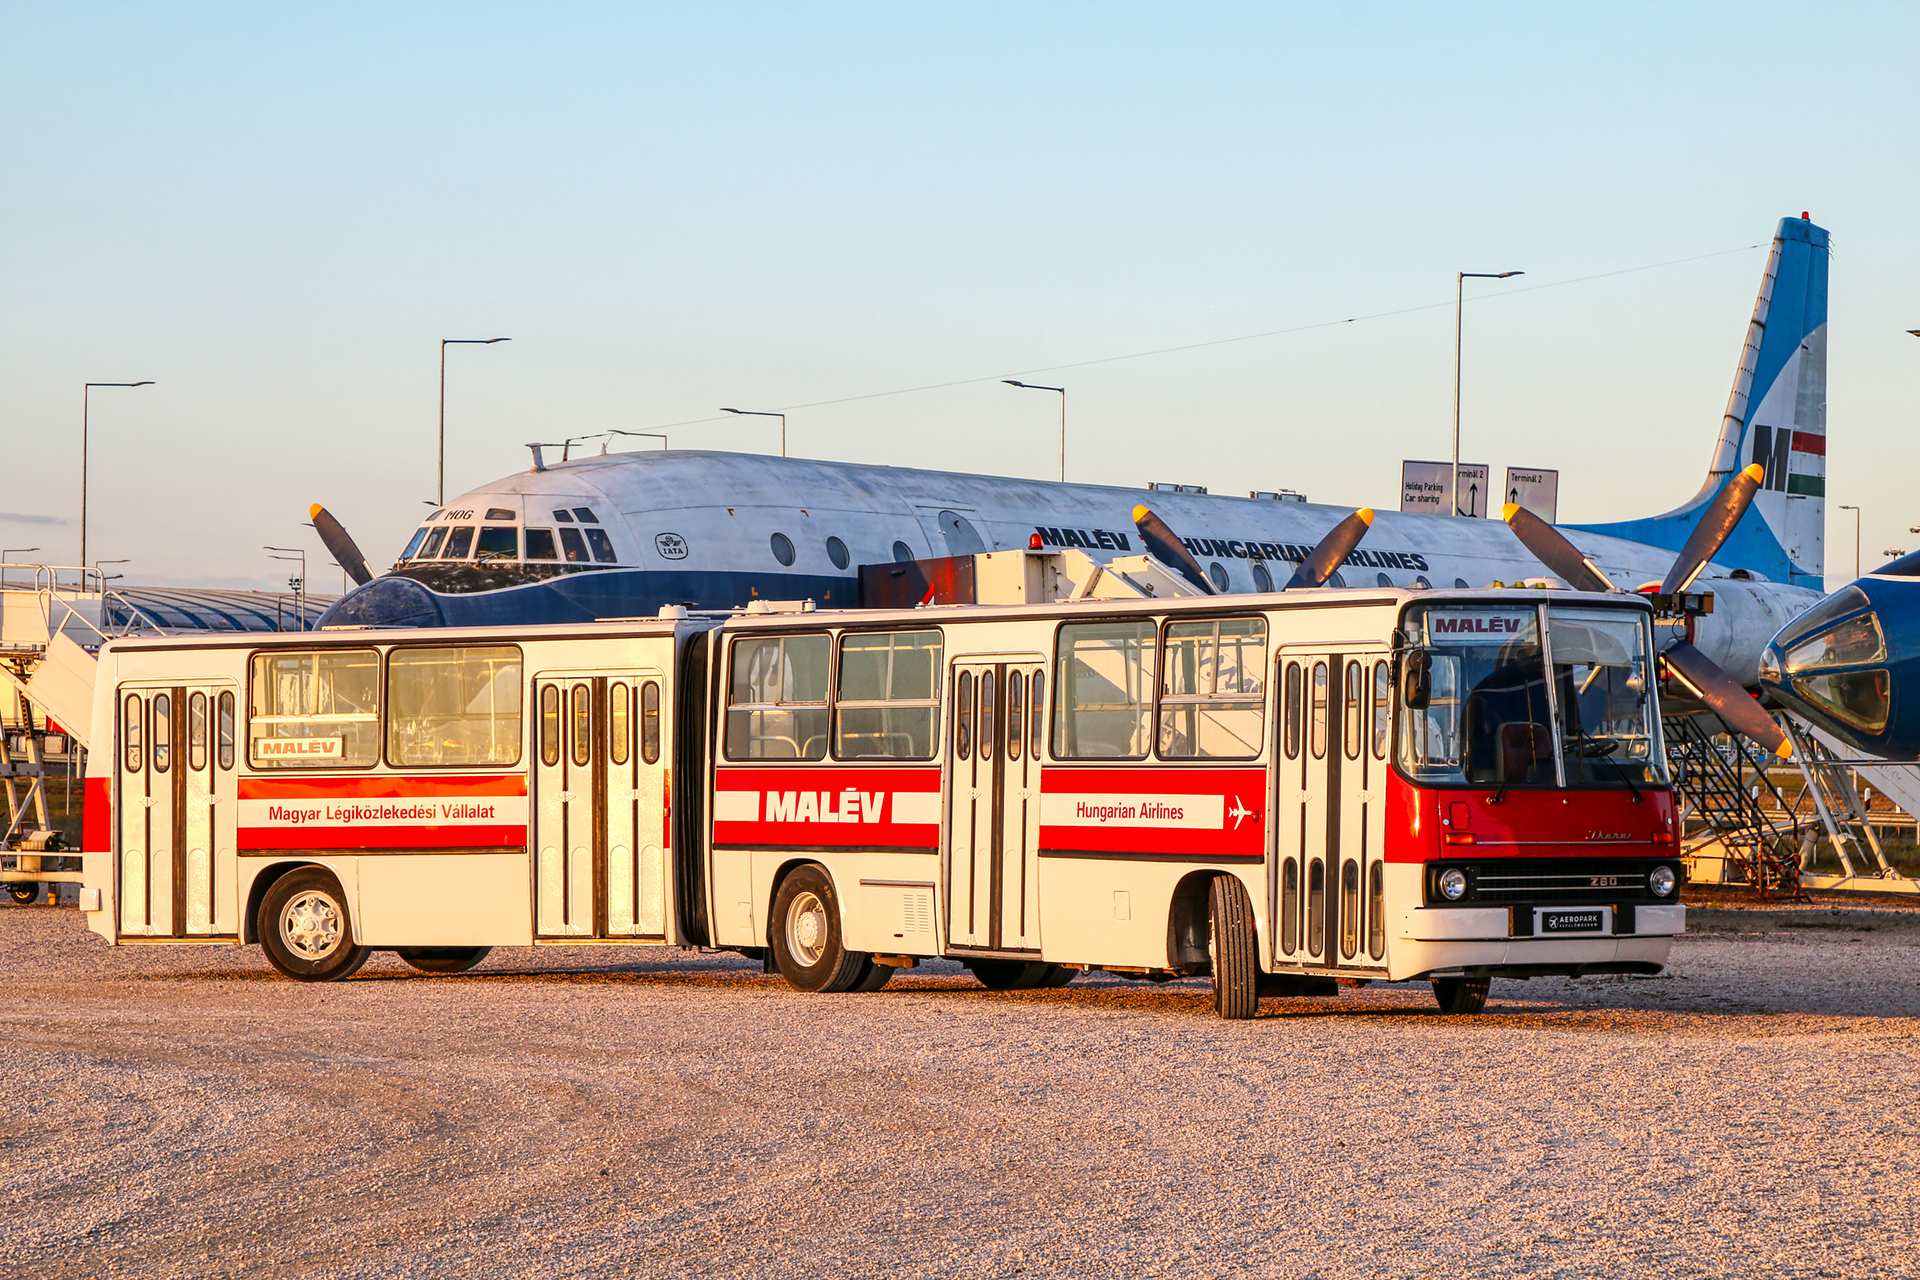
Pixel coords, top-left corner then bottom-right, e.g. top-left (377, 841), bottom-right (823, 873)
top-left (557, 790), bottom-right (576, 803)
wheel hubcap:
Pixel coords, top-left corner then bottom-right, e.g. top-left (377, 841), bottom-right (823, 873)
top-left (786, 890), bottom-right (827, 966)
top-left (282, 890), bottom-right (344, 961)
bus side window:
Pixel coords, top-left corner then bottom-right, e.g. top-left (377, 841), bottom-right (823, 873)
top-left (249, 648), bottom-right (381, 768)
top-left (1158, 617), bottom-right (1266, 760)
top-left (1343, 661), bottom-right (1362, 761)
top-left (978, 669), bottom-right (996, 762)
top-left (540, 685), bottom-right (561, 767)
top-left (724, 634), bottom-right (830, 761)
top-left (1341, 859), bottom-right (1360, 958)
top-left (1283, 661), bottom-right (1302, 759)
top-left (641, 681), bottom-right (661, 764)
top-left (1368, 862), bottom-right (1386, 960)
top-left (188, 691), bottom-right (208, 772)
top-left (1372, 660), bottom-right (1391, 760)
top-left (152, 693), bottom-right (172, 773)
top-left (217, 691), bottom-right (236, 770)
top-left (955, 670), bottom-right (973, 761)
top-left (1310, 662), bottom-right (1329, 759)
top-left (1307, 858), bottom-right (1325, 956)
top-left (609, 682), bottom-right (630, 766)
top-left (1054, 619), bottom-right (1156, 760)
top-left (1281, 858), bottom-right (1299, 954)
top-left (386, 646), bottom-right (523, 768)
top-left (832, 629), bottom-right (942, 760)
top-left (570, 684), bottom-right (592, 766)
top-left (1007, 671), bottom-right (1023, 760)
top-left (123, 694), bottom-right (143, 773)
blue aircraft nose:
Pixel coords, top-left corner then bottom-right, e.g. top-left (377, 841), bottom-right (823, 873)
top-left (1759, 568), bottom-right (1920, 758)
top-left (315, 575), bottom-right (446, 628)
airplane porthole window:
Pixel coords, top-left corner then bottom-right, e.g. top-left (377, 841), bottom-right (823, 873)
top-left (1375, 572), bottom-right (1393, 588)
top-left (892, 540), bottom-right (915, 563)
top-left (825, 537), bottom-right (850, 570)
top-left (1454, 578), bottom-right (1469, 589)
top-left (1414, 575), bottom-right (1431, 590)
top-left (1327, 572), bottom-right (1347, 588)
top-left (1206, 562), bottom-right (1229, 591)
top-left (770, 532), bottom-right (796, 566)
top-left (1251, 562), bottom-right (1273, 592)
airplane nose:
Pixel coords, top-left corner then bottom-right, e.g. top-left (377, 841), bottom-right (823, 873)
top-left (314, 576), bottom-right (445, 628)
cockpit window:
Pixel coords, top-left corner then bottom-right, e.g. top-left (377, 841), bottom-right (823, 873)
top-left (485, 507), bottom-right (516, 521)
top-left (574, 507), bottom-right (599, 524)
top-left (553, 509), bottom-right (574, 523)
top-left (525, 529), bottom-right (558, 561)
top-left (583, 528), bottom-right (617, 563)
top-left (1793, 670), bottom-right (1890, 733)
top-left (1786, 612), bottom-right (1886, 672)
top-left (399, 527), bottom-right (431, 560)
top-left (1775, 585), bottom-right (1869, 652)
top-left (558, 528), bottom-right (591, 563)
top-left (475, 527), bottom-right (519, 562)
top-left (417, 528), bottom-right (448, 559)
top-left (442, 527), bottom-right (475, 559)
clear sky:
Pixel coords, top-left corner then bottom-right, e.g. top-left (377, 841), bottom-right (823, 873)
top-left (4, 3), bottom-right (1915, 592)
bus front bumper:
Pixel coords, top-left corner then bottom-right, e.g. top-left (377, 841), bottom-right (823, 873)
top-left (1389, 904), bottom-right (1684, 982)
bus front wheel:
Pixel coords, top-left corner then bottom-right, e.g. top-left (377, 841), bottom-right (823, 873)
top-left (1208, 876), bottom-right (1260, 1020)
top-left (1431, 976), bottom-right (1490, 1015)
top-left (770, 865), bottom-right (869, 993)
top-left (258, 868), bottom-right (370, 983)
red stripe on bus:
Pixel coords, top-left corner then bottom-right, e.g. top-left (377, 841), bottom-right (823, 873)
top-left (238, 774), bottom-right (528, 801)
top-left (1039, 765), bottom-right (1267, 858)
top-left (85, 775), bottom-right (111, 853)
top-left (713, 765), bottom-right (941, 847)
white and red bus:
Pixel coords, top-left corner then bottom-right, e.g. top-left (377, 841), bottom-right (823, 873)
top-left (78, 586), bottom-right (1684, 1016)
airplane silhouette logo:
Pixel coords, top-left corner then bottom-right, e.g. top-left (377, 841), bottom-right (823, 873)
top-left (1227, 796), bottom-right (1252, 829)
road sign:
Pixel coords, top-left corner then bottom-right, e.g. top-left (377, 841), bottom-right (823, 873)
top-left (1504, 467), bottom-right (1559, 523)
top-left (1401, 460), bottom-right (1490, 518)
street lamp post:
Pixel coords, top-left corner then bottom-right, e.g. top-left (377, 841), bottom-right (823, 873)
top-left (266, 546), bottom-right (308, 631)
top-left (1838, 505), bottom-right (1861, 581)
top-left (440, 339), bottom-right (511, 505)
top-left (93, 559), bottom-right (129, 592)
top-left (719, 408), bottom-right (786, 457)
top-left (81, 381), bottom-right (155, 567)
top-left (1453, 272), bottom-right (1523, 517)
top-left (1003, 381), bottom-right (1067, 482)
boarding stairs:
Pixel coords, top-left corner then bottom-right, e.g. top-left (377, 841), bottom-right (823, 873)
top-left (1664, 713), bottom-right (1809, 900)
top-left (1776, 717), bottom-right (1919, 896)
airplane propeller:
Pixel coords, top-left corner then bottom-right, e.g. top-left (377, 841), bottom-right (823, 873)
top-left (1501, 462), bottom-right (1790, 759)
top-left (1132, 504), bottom-right (1376, 595)
top-left (310, 504), bottom-right (375, 587)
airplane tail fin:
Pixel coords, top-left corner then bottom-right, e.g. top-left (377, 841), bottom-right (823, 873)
top-left (1568, 215), bottom-right (1828, 589)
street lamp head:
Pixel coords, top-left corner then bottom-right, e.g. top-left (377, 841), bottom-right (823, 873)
top-left (1495, 271), bottom-right (1524, 279)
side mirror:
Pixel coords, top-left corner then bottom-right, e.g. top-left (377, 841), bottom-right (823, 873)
top-left (1402, 649), bottom-right (1432, 711)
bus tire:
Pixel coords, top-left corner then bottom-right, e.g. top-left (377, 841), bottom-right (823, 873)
top-left (1431, 976), bottom-right (1490, 1015)
top-left (1037, 964), bottom-right (1077, 988)
top-left (397, 946), bottom-right (491, 975)
top-left (770, 865), bottom-right (867, 993)
top-left (850, 957), bottom-right (897, 992)
top-left (8, 883), bottom-right (39, 905)
top-left (1208, 875), bottom-right (1259, 1020)
top-left (965, 958), bottom-right (1049, 990)
top-left (258, 867), bottom-right (370, 983)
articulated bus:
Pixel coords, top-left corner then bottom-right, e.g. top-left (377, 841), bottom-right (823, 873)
top-left (78, 587), bottom-right (1684, 1017)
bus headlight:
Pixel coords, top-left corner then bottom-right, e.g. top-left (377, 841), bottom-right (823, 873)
top-left (1438, 868), bottom-right (1468, 901)
top-left (1649, 865), bottom-right (1677, 897)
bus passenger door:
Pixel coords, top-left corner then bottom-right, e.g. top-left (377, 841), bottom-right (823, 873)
top-left (534, 674), bottom-right (668, 940)
top-left (117, 688), bottom-right (174, 937)
top-left (181, 687), bottom-right (240, 936)
top-left (1273, 656), bottom-right (1339, 968)
top-left (944, 661), bottom-right (1044, 955)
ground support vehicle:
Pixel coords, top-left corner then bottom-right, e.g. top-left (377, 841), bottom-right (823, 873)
top-left (79, 587), bottom-right (1684, 1017)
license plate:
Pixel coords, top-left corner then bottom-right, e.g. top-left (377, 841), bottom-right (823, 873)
top-left (1538, 907), bottom-right (1608, 934)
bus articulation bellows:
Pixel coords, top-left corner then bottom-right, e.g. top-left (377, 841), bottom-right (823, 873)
top-left (79, 586), bottom-right (1683, 1017)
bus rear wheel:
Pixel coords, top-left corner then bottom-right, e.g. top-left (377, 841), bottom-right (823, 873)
top-left (397, 946), bottom-right (491, 975)
top-left (1208, 875), bottom-right (1260, 1020)
top-left (1431, 976), bottom-right (1490, 1015)
top-left (258, 868), bottom-right (370, 983)
top-left (7, 883), bottom-right (39, 905)
top-left (965, 959), bottom-right (1051, 990)
top-left (770, 865), bottom-right (868, 993)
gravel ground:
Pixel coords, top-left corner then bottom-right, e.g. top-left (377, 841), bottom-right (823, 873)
top-left (3, 902), bottom-right (1918, 1280)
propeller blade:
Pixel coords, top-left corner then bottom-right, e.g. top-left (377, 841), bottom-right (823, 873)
top-left (1501, 504), bottom-right (1616, 593)
top-left (1662, 640), bottom-right (1792, 758)
top-left (310, 504), bottom-right (374, 586)
top-left (1660, 462), bottom-right (1766, 596)
top-left (1132, 505), bottom-right (1216, 595)
top-left (1284, 508), bottom-right (1373, 590)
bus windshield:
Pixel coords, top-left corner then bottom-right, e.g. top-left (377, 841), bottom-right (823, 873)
top-left (1396, 602), bottom-right (1667, 789)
